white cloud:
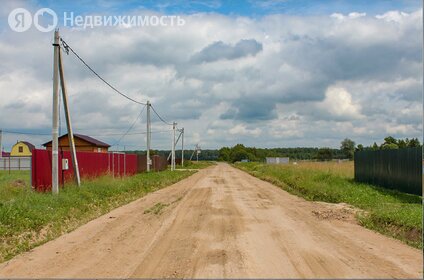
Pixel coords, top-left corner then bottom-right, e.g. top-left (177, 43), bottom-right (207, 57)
top-left (376, 10), bottom-right (410, 23)
top-left (0, 2), bottom-right (421, 150)
top-left (385, 123), bottom-right (420, 135)
top-left (331, 12), bottom-right (366, 20)
top-left (229, 124), bottom-right (261, 137)
top-left (318, 86), bottom-right (362, 119)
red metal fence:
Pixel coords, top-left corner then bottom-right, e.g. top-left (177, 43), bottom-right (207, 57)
top-left (136, 155), bottom-right (168, 173)
top-left (32, 149), bottom-right (137, 191)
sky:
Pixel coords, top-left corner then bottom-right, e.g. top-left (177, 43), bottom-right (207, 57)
top-left (0, 0), bottom-right (422, 151)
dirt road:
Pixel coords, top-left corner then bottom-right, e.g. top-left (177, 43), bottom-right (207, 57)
top-left (0, 163), bottom-right (421, 278)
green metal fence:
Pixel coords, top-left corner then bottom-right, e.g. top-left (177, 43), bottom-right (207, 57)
top-left (354, 147), bottom-right (422, 195)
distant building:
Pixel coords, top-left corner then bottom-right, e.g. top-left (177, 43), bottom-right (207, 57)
top-left (43, 133), bottom-right (110, 153)
top-left (266, 157), bottom-right (289, 164)
top-left (1, 151), bottom-right (10, 157)
top-left (10, 141), bottom-right (35, 157)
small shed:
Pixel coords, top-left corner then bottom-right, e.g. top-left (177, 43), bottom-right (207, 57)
top-left (43, 133), bottom-right (110, 153)
top-left (10, 141), bottom-right (35, 157)
top-left (266, 157), bottom-right (289, 164)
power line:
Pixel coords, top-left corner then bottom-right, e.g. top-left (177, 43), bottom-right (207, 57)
top-left (90, 130), bottom-right (172, 137)
top-left (2, 130), bottom-right (51, 136)
top-left (60, 38), bottom-right (146, 106)
top-left (111, 105), bottom-right (146, 147)
top-left (1, 129), bottom-right (172, 138)
top-left (150, 104), bottom-right (173, 126)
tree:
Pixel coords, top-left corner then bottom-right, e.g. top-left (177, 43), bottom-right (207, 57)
top-left (229, 144), bottom-right (257, 162)
top-left (218, 147), bottom-right (231, 161)
top-left (408, 138), bottom-right (421, 147)
top-left (316, 148), bottom-right (333, 161)
top-left (380, 136), bottom-right (399, 150)
top-left (340, 138), bottom-right (355, 159)
top-left (383, 136), bottom-right (397, 145)
top-left (397, 139), bottom-right (407, 148)
top-left (381, 143), bottom-right (398, 150)
top-left (356, 144), bottom-right (364, 151)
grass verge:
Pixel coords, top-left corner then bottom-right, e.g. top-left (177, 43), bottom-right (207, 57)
top-left (235, 162), bottom-right (422, 249)
top-left (176, 160), bottom-right (215, 169)
top-left (0, 169), bottom-right (194, 262)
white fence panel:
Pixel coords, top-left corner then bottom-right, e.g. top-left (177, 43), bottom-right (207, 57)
top-left (265, 157), bottom-right (289, 164)
top-left (0, 157), bottom-right (32, 170)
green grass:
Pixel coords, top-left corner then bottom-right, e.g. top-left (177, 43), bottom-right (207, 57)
top-left (176, 160), bottom-right (215, 169)
top-left (144, 202), bottom-right (170, 215)
top-left (0, 170), bottom-right (195, 262)
top-left (235, 162), bottom-right (422, 249)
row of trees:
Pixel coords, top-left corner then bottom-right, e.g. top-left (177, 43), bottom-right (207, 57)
top-left (218, 144), bottom-right (346, 163)
top-left (356, 136), bottom-right (421, 151)
top-left (219, 136), bottom-right (422, 163)
top-left (336, 136), bottom-right (421, 161)
top-left (126, 136), bottom-right (421, 163)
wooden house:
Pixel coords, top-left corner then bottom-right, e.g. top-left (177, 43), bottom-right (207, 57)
top-left (43, 133), bottom-right (110, 153)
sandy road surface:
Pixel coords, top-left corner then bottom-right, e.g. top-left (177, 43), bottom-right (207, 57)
top-left (0, 163), bottom-right (421, 278)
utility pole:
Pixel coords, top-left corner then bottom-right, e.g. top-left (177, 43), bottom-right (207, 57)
top-left (52, 29), bottom-right (60, 194)
top-left (171, 122), bottom-right (177, 171)
top-left (190, 144), bottom-right (197, 161)
top-left (196, 144), bottom-right (199, 162)
top-left (166, 129), bottom-right (182, 162)
top-left (58, 42), bottom-right (81, 186)
top-left (146, 101), bottom-right (151, 172)
top-left (181, 128), bottom-right (184, 167)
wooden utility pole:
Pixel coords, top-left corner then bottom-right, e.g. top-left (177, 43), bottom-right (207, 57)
top-left (58, 43), bottom-right (81, 186)
top-left (52, 29), bottom-right (60, 194)
top-left (146, 101), bottom-right (151, 172)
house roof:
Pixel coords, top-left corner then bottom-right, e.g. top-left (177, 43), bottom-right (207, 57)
top-left (42, 133), bottom-right (110, 148)
top-left (1, 151), bottom-right (10, 157)
top-left (18, 141), bottom-right (35, 152)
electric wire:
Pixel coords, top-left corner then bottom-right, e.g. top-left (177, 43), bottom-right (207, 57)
top-left (1, 129), bottom-right (172, 137)
top-left (59, 38), bottom-right (146, 105)
top-left (150, 104), bottom-right (173, 126)
top-left (2, 130), bottom-right (51, 136)
top-left (60, 36), bottom-right (174, 128)
top-left (111, 105), bottom-right (146, 147)
top-left (90, 130), bottom-right (172, 137)
top-left (3, 37), bottom-right (179, 151)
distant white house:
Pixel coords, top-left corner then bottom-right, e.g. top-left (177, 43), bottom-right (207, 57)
top-left (266, 157), bottom-right (289, 164)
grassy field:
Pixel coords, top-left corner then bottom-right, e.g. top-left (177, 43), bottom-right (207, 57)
top-left (0, 169), bottom-right (195, 262)
top-left (236, 161), bottom-right (422, 249)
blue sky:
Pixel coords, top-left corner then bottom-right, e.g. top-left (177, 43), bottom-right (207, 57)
top-left (31, 0), bottom-right (422, 16)
top-left (0, 0), bottom-right (422, 150)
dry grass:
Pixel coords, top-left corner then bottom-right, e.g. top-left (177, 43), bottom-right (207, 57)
top-left (291, 161), bottom-right (354, 178)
